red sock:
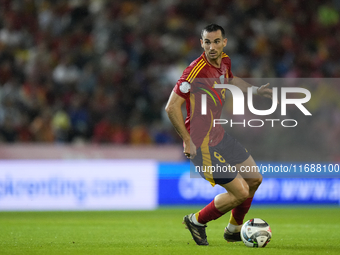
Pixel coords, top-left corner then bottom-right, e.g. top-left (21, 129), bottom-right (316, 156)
top-left (230, 197), bottom-right (253, 225)
top-left (196, 200), bottom-right (225, 224)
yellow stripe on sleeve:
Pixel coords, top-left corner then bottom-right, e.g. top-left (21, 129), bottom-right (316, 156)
top-left (186, 59), bottom-right (204, 82)
top-left (188, 63), bottom-right (206, 83)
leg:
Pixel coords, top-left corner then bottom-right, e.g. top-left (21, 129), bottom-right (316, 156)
top-left (188, 144), bottom-right (250, 224)
top-left (183, 173), bottom-right (249, 246)
top-left (237, 155), bottom-right (262, 197)
top-left (192, 172), bottom-right (249, 225)
top-left (214, 173), bottom-right (250, 213)
top-left (225, 156), bottom-right (262, 241)
top-left (183, 134), bottom-right (256, 245)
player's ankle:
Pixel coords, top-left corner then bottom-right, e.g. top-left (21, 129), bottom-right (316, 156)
top-left (227, 223), bottom-right (242, 233)
top-left (191, 214), bottom-right (205, 226)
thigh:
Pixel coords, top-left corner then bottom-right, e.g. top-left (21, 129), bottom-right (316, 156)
top-left (236, 155), bottom-right (262, 179)
top-left (236, 155), bottom-right (263, 196)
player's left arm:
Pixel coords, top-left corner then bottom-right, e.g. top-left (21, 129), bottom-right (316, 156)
top-left (231, 76), bottom-right (273, 100)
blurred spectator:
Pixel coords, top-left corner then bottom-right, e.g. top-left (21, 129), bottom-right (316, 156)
top-left (30, 109), bottom-right (54, 142)
top-left (92, 115), bottom-right (112, 144)
top-left (0, 19), bottom-right (24, 47)
top-left (53, 55), bottom-right (80, 85)
top-left (77, 62), bottom-right (97, 94)
top-left (0, 116), bottom-right (17, 142)
top-left (0, 97), bottom-right (21, 127)
top-left (318, 2), bottom-right (339, 27)
top-left (16, 113), bottom-right (33, 142)
top-left (52, 104), bottom-right (71, 142)
top-left (68, 94), bottom-right (90, 142)
top-left (130, 124), bottom-right (152, 145)
top-left (111, 123), bottom-right (130, 144)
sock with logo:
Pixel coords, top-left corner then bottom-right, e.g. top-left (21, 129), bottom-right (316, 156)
top-left (194, 199), bottom-right (225, 225)
top-left (227, 197), bottom-right (253, 233)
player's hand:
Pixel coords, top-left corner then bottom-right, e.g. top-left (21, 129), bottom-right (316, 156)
top-left (257, 83), bottom-right (275, 101)
top-left (184, 139), bottom-right (196, 159)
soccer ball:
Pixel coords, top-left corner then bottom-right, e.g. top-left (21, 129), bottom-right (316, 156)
top-left (241, 218), bottom-right (272, 248)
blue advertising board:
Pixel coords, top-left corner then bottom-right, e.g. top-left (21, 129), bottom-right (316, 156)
top-left (158, 162), bottom-right (340, 205)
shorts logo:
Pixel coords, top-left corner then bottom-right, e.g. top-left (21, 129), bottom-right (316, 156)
top-left (180, 82), bottom-right (191, 93)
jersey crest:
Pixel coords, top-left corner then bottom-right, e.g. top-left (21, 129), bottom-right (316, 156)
top-left (179, 81), bottom-right (191, 93)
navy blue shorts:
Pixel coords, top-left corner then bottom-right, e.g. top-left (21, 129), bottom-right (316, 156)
top-left (191, 132), bottom-right (250, 186)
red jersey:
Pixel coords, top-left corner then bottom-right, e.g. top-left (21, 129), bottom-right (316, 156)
top-left (173, 52), bottom-right (233, 148)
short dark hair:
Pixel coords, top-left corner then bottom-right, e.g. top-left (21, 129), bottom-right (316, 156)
top-left (201, 24), bottom-right (225, 38)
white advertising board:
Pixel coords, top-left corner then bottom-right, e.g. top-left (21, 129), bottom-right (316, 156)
top-left (0, 160), bottom-right (157, 210)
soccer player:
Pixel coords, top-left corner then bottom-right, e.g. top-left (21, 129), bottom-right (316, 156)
top-left (165, 24), bottom-right (273, 245)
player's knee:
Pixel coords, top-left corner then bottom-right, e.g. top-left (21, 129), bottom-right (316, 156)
top-left (235, 188), bottom-right (249, 204)
top-left (249, 176), bottom-right (262, 190)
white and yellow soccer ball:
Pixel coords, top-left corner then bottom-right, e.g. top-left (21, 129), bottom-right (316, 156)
top-left (241, 218), bottom-right (272, 248)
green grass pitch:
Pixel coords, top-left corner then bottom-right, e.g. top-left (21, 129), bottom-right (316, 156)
top-left (0, 206), bottom-right (339, 255)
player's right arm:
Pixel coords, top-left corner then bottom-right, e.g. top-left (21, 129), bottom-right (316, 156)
top-left (165, 91), bottom-right (196, 159)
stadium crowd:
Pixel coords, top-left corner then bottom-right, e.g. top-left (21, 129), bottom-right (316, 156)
top-left (0, 0), bottom-right (339, 160)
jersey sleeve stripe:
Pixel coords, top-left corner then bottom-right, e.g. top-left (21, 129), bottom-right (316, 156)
top-left (186, 61), bottom-right (204, 82)
top-left (186, 59), bottom-right (204, 82)
top-left (188, 63), bottom-right (206, 83)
